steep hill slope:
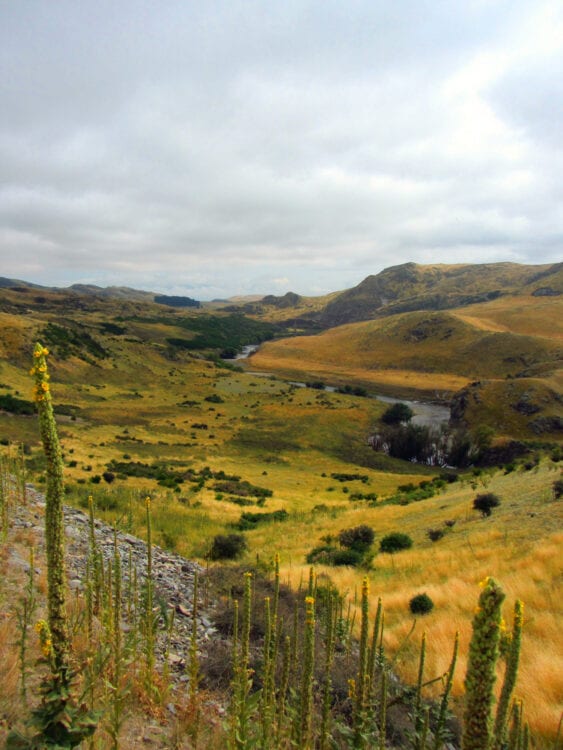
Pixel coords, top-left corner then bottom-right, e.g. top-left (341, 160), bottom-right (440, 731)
top-left (315, 261), bottom-right (562, 327)
top-left (250, 294), bottom-right (563, 438)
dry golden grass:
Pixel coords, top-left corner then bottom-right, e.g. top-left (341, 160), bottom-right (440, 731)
top-left (273, 463), bottom-right (563, 740)
top-left (249, 293), bottom-right (563, 405)
top-left (1, 283), bottom-right (561, 743)
top-left (248, 348), bottom-right (468, 396)
top-left (453, 294), bottom-right (563, 340)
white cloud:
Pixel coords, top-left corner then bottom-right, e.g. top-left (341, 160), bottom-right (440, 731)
top-left (0, 0), bottom-right (561, 298)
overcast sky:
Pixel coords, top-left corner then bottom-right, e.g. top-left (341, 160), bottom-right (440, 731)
top-left (1, 1), bottom-right (562, 300)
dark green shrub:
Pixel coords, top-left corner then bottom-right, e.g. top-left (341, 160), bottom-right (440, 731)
top-left (427, 528), bottom-right (445, 542)
top-left (332, 549), bottom-right (363, 566)
top-left (331, 473), bottom-right (369, 483)
top-left (380, 532), bottom-right (413, 553)
top-left (473, 492), bottom-right (501, 517)
top-left (553, 479), bottom-right (563, 499)
top-left (338, 525), bottom-right (375, 552)
top-left (409, 593), bottom-right (434, 615)
top-left (306, 380), bottom-right (326, 390)
top-left (205, 394), bottom-right (224, 403)
top-left (209, 534), bottom-right (247, 560)
top-left (237, 509), bottom-right (289, 530)
top-left (102, 471), bottom-right (115, 484)
top-left (306, 545), bottom-right (337, 565)
top-left (0, 393), bottom-right (35, 415)
top-left (440, 471), bottom-right (458, 483)
top-left (382, 402), bottom-right (414, 425)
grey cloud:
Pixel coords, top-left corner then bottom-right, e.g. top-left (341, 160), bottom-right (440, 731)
top-left (1, 1), bottom-right (562, 298)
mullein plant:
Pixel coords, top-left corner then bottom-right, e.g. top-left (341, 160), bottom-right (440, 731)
top-left (30, 343), bottom-right (69, 675)
top-left (14, 547), bottom-right (37, 705)
top-left (0, 453), bottom-right (8, 541)
top-left (293, 594), bottom-right (316, 750)
top-left (493, 600), bottom-right (524, 750)
top-left (432, 632), bottom-right (458, 750)
top-left (187, 570), bottom-right (201, 748)
top-left (353, 577), bottom-right (371, 748)
top-left (462, 576), bottom-right (506, 750)
top-left (319, 589), bottom-right (337, 750)
top-left (230, 571), bottom-right (254, 750)
top-left (143, 496), bottom-right (157, 701)
top-left (6, 344), bottom-right (98, 749)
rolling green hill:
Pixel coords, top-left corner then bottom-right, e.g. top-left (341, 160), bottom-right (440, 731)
top-left (1, 265), bottom-right (562, 742)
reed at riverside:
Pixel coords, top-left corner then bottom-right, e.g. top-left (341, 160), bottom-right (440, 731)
top-left (0, 344), bottom-right (556, 749)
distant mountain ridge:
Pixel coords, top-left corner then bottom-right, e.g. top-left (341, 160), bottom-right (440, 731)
top-left (0, 277), bottom-right (200, 308)
top-left (314, 261), bottom-right (563, 327)
top-left (1, 260), bottom-right (562, 325)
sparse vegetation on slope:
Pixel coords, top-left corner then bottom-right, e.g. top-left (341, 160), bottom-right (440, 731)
top-left (0, 265), bottom-right (562, 745)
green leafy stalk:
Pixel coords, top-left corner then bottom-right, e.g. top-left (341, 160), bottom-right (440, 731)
top-left (144, 497), bottom-right (156, 699)
top-left (31, 342), bottom-right (69, 676)
top-left (494, 600), bottom-right (524, 749)
top-left (433, 632), bottom-right (458, 750)
top-left (354, 576), bottom-right (370, 747)
top-left (379, 669), bottom-right (388, 750)
top-left (413, 632), bottom-right (427, 748)
top-left (188, 570), bottom-right (201, 747)
top-left (507, 701), bottom-right (522, 750)
top-left (295, 595), bottom-right (315, 749)
top-left (368, 597), bottom-right (383, 702)
top-left (320, 590), bottom-right (337, 750)
top-left (462, 577), bottom-right (506, 750)
top-left (15, 547), bottom-right (36, 704)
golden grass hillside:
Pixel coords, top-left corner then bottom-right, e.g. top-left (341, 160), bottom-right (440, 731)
top-left (1, 280), bottom-right (562, 743)
top-left (248, 460), bottom-right (562, 741)
top-left (249, 295), bottom-right (563, 438)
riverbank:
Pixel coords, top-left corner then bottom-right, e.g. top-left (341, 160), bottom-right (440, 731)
top-left (235, 345), bottom-right (451, 428)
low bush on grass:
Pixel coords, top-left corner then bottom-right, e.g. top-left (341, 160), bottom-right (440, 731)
top-left (204, 393), bottom-right (225, 403)
top-left (338, 524), bottom-right (375, 553)
top-left (106, 460), bottom-right (185, 485)
top-left (427, 528), bottom-right (445, 542)
top-left (332, 549), bottom-right (364, 566)
top-left (0, 393), bottom-right (35, 415)
top-left (236, 509), bottom-right (289, 530)
top-left (212, 479), bottom-right (273, 500)
top-left (330, 472), bottom-right (369, 483)
top-left (209, 533), bottom-right (248, 560)
top-left (381, 402), bottom-right (414, 425)
top-left (473, 492), bottom-right (501, 517)
top-left (306, 524), bottom-right (375, 567)
top-left (349, 491), bottom-right (378, 504)
top-left (380, 532), bottom-right (413, 553)
top-left (41, 321), bottom-right (107, 360)
top-left (336, 384), bottom-right (368, 396)
top-left (306, 545), bottom-right (338, 565)
top-left (409, 593), bottom-right (434, 615)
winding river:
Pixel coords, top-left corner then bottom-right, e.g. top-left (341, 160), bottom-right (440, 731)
top-left (235, 345), bottom-right (450, 428)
